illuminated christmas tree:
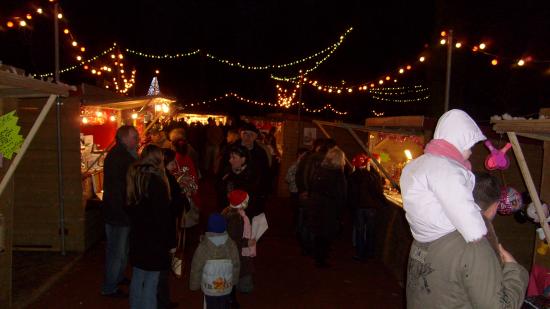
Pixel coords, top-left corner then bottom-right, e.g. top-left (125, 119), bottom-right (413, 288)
top-left (147, 77), bottom-right (160, 96)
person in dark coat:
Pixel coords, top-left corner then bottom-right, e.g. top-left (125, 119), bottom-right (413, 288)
top-left (295, 138), bottom-right (335, 255)
top-left (218, 123), bottom-right (270, 214)
top-left (127, 145), bottom-right (173, 309)
top-left (101, 125), bottom-right (139, 297)
top-left (348, 153), bottom-right (385, 261)
top-left (220, 145), bottom-right (261, 219)
top-left (307, 147), bottom-right (347, 268)
top-left (157, 149), bottom-right (188, 309)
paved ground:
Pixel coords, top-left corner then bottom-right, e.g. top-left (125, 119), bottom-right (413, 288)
top-left (20, 179), bottom-right (404, 308)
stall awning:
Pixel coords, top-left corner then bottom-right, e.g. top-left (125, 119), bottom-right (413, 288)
top-left (81, 96), bottom-right (175, 110)
top-left (0, 69), bottom-right (73, 99)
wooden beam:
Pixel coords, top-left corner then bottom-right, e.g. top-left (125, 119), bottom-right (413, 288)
top-left (344, 125), bottom-right (401, 192)
top-left (493, 120), bottom-right (550, 134)
top-left (507, 132), bottom-right (550, 245)
top-left (0, 95), bottom-right (58, 198)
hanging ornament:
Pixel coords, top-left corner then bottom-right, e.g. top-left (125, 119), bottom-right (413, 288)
top-left (497, 186), bottom-right (524, 215)
top-left (484, 140), bottom-right (512, 170)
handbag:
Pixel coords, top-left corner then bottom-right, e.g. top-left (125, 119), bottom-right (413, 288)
top-left (171, 215), bottom-right (186, 279)
top-left (182, 196), bottom-right (200, 228)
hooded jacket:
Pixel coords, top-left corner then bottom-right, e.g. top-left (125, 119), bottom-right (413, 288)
top-left (189, 232), bottom-right (241, 291)
top-left (400, 109), bottom-right (487, 243)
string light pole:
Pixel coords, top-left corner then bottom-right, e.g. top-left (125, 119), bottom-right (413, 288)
top-left (443, 30), bottom-right (453, 112)
top-left (53, 2), bottom-right (66, 256)
top-left (297, 70), bottom-right (303, 146)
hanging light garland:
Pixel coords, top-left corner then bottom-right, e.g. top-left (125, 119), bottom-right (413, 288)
top-left (371, 94), bottom-right (430, 103)
top-left (32, 44), bottom-right (117, 77)
top-left (125, 48), bottom-right (201, 59)
top-left (276, 84), bottom-right (299, 108)
top-left (177, 92), bottom-right (346, 115)
top-left (438, 31), bottom-right (549, 66)
top-left (205, 27), bottom-right (353, 71)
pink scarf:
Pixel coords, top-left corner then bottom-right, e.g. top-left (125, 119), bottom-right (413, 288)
top-left (235, 208), bottom-right (256, 257)
top-left (424, 139), bottom-right (472, 170)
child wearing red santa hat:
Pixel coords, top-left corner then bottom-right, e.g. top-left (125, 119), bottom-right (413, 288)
top-left (221, 190), bottom-right (257, 308)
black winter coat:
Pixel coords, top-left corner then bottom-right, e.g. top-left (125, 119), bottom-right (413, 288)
top-left (128, 174), bottom-right (173, 271)
top-left (103, 143), bottom-right (136, 226)
top-left (307, 166), bottom-right (347, 238)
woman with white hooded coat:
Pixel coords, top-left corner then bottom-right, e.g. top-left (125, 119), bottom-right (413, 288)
top-left (400, 109), bottom-right (487, 243)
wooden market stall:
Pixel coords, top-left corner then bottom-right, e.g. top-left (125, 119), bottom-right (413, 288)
top-left (0, 67), bottom-right (73, 308)
top-left (74, 88), bottom-right (176, 251)
top-left (492, 110), bottom-right (550, 298)
top-left (306, 116), bottom-right (434, 284)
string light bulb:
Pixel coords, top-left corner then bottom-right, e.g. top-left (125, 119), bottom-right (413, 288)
top-left (398, 68), bottom-right (404, 74)
top-left (26, 14), bottom-right (32, 20)
top-left (57, 13), bottom-right (63, 19)
top-left (109, 115), bottom-right (116, 122)
top-left (19, 20), bottom-right (27, 27)
top-left (76, 55), bottom-right (82, 61)
top-left (479, 43), bottom-right (486, 50)
top-left (80, 47), bottom-right (86, 52)
top-left (131, 113), bottom-right (138, 119)
top-left (440, 31), bottom-right (447, 37)
top-left (419, 56), bottom-right (425, 62)
top-left (440, 39), bottom-right (446, 45)
top-left (491, 59), bottom-right (498, 66)
top-left (517, 59), bottom-right (525, 66)
top-left (37, 8), bottom-right (43, 14)
top-left (6, 21), bottom-right (14, 28)
top-left (455, 42), bottom-right (462, 48)
top-left (72, 41), bottom-right (78, 47)
top-left (63, 29), bottom-right (69, 34)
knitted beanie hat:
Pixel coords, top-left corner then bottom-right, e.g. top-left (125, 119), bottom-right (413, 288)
top-left (207, 213), bottom-right (227, 233)
top-left (228, 189), bottom-right (249, 209)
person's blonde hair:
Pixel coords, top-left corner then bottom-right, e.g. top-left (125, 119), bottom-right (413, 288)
top-left (322, 147), bottom-right (346, 170)
top-left (127, 144), bottom-right (170, 206)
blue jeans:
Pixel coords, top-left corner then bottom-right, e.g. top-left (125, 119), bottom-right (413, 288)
top-left (130, 267), bottom-right (160, 309)
top-left (353, 208), bottom-right (376, 259)
top-left (102, 224), bottom-right (130, 294)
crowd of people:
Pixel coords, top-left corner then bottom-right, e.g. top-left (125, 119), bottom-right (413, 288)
top-left (99, 110), bottom-right (530, 309)
top-left (100, 118), bottom-right (279, 309)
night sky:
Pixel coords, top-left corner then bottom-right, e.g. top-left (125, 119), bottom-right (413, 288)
top-left (1, 0), bottom-right (549, 123)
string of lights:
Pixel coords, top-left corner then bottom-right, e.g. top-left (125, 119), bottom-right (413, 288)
top-left (32, 44), bottom-right (117, 77)
top-left (276, 84), bottom-right (299, 108)
top-left (438, 30), bottom-right (548, 66)
top-left (270, 42), bottom-right (342, 82)
top-left (205, 27), bottom-right (353, 71)
top-left (371, 94), bottom-right (430, 103)
top-left (297, 102), bottom-right (348, 115)
top-left (125, 48), bottom-right (201, 59)
top-left (178, 92), bottom-right (346, 115)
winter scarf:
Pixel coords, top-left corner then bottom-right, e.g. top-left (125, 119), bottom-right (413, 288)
top-left (424, 139), bottom-right (472, 170)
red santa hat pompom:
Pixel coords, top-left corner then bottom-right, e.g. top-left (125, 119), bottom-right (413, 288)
top-left (228, 190), bottom-right (249, 209)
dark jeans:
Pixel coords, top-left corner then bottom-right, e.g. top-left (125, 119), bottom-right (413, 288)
top-left (297, 206), bottom-right (313, 254)
top-left (102, 224), bottom-right (130, 294)
top-left (157, 270), bottom-right (171, 309)
top-left (313, 235), bottom-right (330, 264)
top-left (353, 208), bottom-right (377, 259)
top-left (205, 294), bottom-right (231, 309)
